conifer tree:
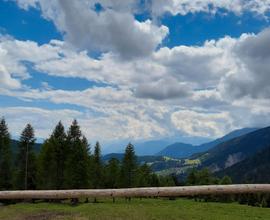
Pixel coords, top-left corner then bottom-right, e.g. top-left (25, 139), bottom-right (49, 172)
top-left (65, 120), bottom-right (90, 189)
top-left (37, 140), bottom-right (54, 189)
top-left (0, 118), bottom-right (13, 190)
top-left (38, 121), bottom-right (67, 189)
top-left (121, 143), bottom-right (137, 188)
top-left (136, 163), bottom-right (152, 187)
top-left (104, 158), bottom-right (120, 188)
top-left (92, 142), bottom-right (103, 189)
top-left (15, 124), bottom-right (36, 190)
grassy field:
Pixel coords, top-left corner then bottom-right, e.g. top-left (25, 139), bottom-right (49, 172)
top-left (0, 198), bottom-right (269, 220)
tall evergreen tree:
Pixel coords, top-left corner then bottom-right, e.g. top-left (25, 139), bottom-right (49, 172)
top-left (0, 118), bottom-right (13, 190)
top-left (121, 143), bottom-right (137, 188)
top-left (65, 120), bottom-right (90, 189)
top-left (104, 158), bottom-right (120, 188)
top-left (38, 121), bottom-right (67, 189)
top-left (92, 142), bottom-right (103, 189)
top-left (15, 124), bottom-right (36, 190)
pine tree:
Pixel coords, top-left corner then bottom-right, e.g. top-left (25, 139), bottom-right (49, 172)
top-left (104, 158), bottom-right (120, 188)
top-left (92, 142), bottom-right (103, 189)
top-left (136, 164), bottom-right (152, 187)
top-left (64, 120), bottom-right (90, 189)
top-left (186, 169), bottom-right (198, 185)
top-left (15, 124), bottom-right (36, 190)
top-left (121, 143), bottom-right (137, 188)
top-left (37, 140), bottom-right (54, 189)
top-left (0, 118), bottom-right (13, 190)
top-left (38, 121), bottom-right (67, 189)
top-left (220, 175), bottom-right (232, 185)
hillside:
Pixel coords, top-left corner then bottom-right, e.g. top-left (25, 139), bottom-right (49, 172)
top-left (156, 142), bottom-right (195, 158)
top-left (134, 140), bottom-right (173, 155)
top-left (198, 126), bottom-right (270, 172)
top-left (195, 128), bottom-right (258, 155)
top-left (217, 145), bottom-right (270, 183)
top-left (156, 128), bottom-right (258, 159)
top-left (102, 153), bottom-right (164, 165)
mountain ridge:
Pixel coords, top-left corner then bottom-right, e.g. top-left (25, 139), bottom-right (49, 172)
top-left (198, 126), bottom-right (270, 171)
top-left (156, 128), bottom-right (258, 159)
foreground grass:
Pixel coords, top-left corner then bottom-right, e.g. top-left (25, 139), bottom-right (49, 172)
top-left (0, 198), bottom-right (269, 220)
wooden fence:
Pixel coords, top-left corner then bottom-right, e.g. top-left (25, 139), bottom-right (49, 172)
top-left (0, 184), bottom-right (270, 200)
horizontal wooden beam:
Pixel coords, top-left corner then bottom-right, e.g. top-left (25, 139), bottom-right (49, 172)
top-left (0, 184), bottom-right (270, 200)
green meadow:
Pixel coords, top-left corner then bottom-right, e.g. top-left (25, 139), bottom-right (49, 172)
top-left (0, 198), bottom-right (269, 220)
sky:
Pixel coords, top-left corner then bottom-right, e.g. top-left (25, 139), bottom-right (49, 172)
top-left (1, 0), bottom-right (270, 147)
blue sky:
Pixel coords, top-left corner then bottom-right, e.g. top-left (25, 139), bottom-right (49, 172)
top-left (1, 0), bottom-right (270, 150)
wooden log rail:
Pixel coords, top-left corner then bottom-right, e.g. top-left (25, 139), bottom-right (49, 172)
top-left (0, 184), bottom-right (270, 200)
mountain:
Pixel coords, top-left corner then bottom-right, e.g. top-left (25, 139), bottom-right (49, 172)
top-left (134, 140), bottom-right (173, 155)
top-left (157, 128), bottom-right (258, 159)
top-left (101, 139), bottom-right (174, 155)
top-left (102, 136), bottom-right (212, 155)
top-left (156, 142), bottom-right (195, 158)
top-left (196, 128), bottom-right (259, 154)
top-left (217, 145), bottom-right (270, 183)
top-left (102, 153), bottom-right (124, 162)
top-left (198, 126), bottom-right (270, 172)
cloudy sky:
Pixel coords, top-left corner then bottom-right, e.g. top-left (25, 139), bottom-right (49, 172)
top-left (1, 0), bottom-right (270, 146)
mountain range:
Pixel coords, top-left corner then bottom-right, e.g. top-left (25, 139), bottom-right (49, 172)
top-left (156, 128), bottom-right (258, 158)
top-left (197, 126), bottom-right (270, 172)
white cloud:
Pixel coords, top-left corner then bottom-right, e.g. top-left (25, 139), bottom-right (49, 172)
top-left (13, 0), bottom-right (39, 9)
top-left (14, 0), bottom-right (168, 59)
top-left (0, 65), bottom-right (21, 89)
top-left (135, 77), bottom-right (191, 100)
top-left (0, 107), bottom-right (82, 138)
top-left (0, 106), bottom-right (168, 142)
top-left (2, 1), bottom-right (270, 141)
top-left (171, 110), bottom-right (234, 137)
top-left (15, 0), bottom-right (270, 17)
top-left (153, 39), bottom-right (236, 88)
top-left (150, 0), bottom-right (270, 17)
top-left (220, 29), bottom-right (270, 99)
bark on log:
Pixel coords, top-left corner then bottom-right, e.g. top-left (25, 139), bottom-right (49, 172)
top-left (0, 184), bottom-right (269, 200)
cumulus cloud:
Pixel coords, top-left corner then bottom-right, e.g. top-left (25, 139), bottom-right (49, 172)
top-left (153, 40), bottom-right (236, 87)
top-left (3, 1), bottom-right (270, 141)
top-left (0, 106), bottom-right (168, 142)
top-left (14, 0), bottom-right (168, 59)
top-left (0, 66), bottom-right (21, 89)
top-left (171, 110), bottom-right (234, 137)
top-left (135, 77), bottom-right (191, 100)
top-left (13, 0), bottom-right (270, 62)
top-left (221, 28), bottom-right (270, 99)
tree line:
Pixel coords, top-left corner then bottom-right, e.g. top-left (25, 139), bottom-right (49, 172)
top-left (0, 118), bottom-right (175, 191)
top-left (0, 117), bottom-right (269, 207)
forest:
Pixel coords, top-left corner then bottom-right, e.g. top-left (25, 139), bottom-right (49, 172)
top-left (0, 118), bottom-right (176, 191)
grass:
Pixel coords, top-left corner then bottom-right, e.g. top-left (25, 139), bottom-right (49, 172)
top-left (0, 198), bottom-right (269, 220)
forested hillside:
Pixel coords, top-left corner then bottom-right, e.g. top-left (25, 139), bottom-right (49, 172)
top-left (217, 145), bottom-right (270, 183)
top-left (197, 126), bottom-right (270, 171)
